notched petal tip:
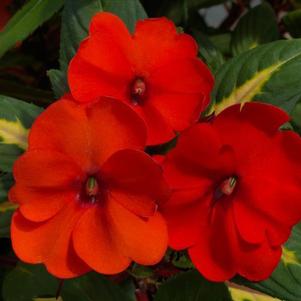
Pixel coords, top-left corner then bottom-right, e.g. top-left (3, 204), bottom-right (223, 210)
top-left (134, 17), bottom-right (177, 37)
top-left (89, 12), bottom-right (130, 36)
top-left (242, 101), bottom-right (290, 130)
top-left (86, 97), bottom-right (148, 150)
top-left (218, 102), bottom-right (290, 134)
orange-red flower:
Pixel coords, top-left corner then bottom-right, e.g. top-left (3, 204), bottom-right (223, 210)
top-left (68, 12), bottom-right (214, 145)
top-left (9, 96), bottom-right (169, 278)
top-left (161, 102), bottom-right (301, 281)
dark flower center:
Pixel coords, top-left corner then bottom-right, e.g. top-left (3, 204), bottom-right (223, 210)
top-left (85, 176), bottom-right (99, 199)
top-left (214, 176), bottom-right (237, 201)
top-left (80, 175), bottom-right (106, 205)
top-left (130, 77), bottom-right (147, 105)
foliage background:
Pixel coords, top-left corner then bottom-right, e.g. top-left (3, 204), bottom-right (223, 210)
top-left (1, 0), bottom-right (301, 300)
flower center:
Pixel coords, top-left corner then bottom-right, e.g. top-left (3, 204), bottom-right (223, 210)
top-left (214, 176), bottom-right (237, 201)
top-left (85, 176), bottom-right (98, 197)
top-left (220, 176), bottom-right (237, 196)
top-left (81, 175), bottom-right (102, 205)
top-left (130, 77), bottom-right (146, 105)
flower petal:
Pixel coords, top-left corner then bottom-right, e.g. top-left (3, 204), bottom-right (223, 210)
top-left (11, 203), bottom-right (90, 279)
top-left (150, 59), bottom-right (214, 95)
top-left (102, 149), bottom-right (170, 217)
top-left (189, 241), bottom-right (236, 282)
top-left (132, 104), bottom-right (175, 145)
top-left (87, 98), bottom-right (147, 165)
top-left (236, 238), bottom-right (281, 281)
top-left (107, 200), bottom-right (168, 265)
top-left (133, 18), bottom-right (198, 72)
top-left (68, 12), bottom-right (133, 102)
top-left (238, 174), bottom-right (301, 245)
top-left (193, 203), bottom-right (238, 282)
top-left (215, 102), bottom-right (289, 136)
top-left (73, 206), bottom-right (131, 274)
top-left (241, 102), bottom-right (289, 133)
top-left (236, 131), bottom-right (301, 229)
top-left (87, 12), bottom-right (132, 72)
top-left (149, 92), bottom-right (205, 131)
top-left (13, 150), bottom-right (83, 187)
top-left (68, 55), bottom-right (130, 103)
top-left (10, 185), bottom-right (76, 222)
top-left (28, 98), bottom-right (92, 169)
top-left (29, 97), bottom-right (147, 169)
top-left (233, 196), bottom-right (266, 245)
top-left (10, 150), bottom-right (83, 222)
top-left (233, 189), bottom-right (292, 246)
top-left (208, 202), bottom-right (280, 281)
top-left (162, 190), bottom-right (211, 249)
top-left (165, 124), bottom-right (235, 187)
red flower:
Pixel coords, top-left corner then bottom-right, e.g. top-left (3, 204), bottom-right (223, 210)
top-left (68, 12), bottom-right (214, 145)
top-left (161, 102), bottom-right (301, 281)
top-left (9, 96), bottom-right (169, 278)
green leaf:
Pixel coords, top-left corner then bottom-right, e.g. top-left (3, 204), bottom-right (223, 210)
top-left (283, 9), bottom-right (301, 38)
top-left (59, 0), bottom-right (103, 73)
top-left (0, 95), bottom-right (42, 172)
top-left (187, 0), bottom-right (228, 9)
top-left (2, 263), bottom-right (59, 301)
top-left (49, 0), bottom-right (147, 98)
top-left (118, 278), bottom-right (136, 301)
top-left (62, 272), bottom-right (133, 301)
top-left (229, 286), bottom-right (281, 301)
top-left (236, 223), bottom-right (301, 301)
top-left (192, 29), bottom-right (225, 74)
top-left (0, 0), bottom-right (64, 59)
top-left (0, 173), bottom-right (13, 201)
top-left (210, 33), bottom-right (232, 56)
top-left (2, 263), bottom-right (134, 301)
top-left (0, 173), bottom-right (15, 238)
top-left (171, 251), bottom-right (194, 269)
top-left (291, 98), bottom-right (301, 130)
top-left (212, 39), bottom-right (301, 115)
top-left (129, 264), bottom-right (155, 279)
top-left (102, 0), bottom-right (147, 33)
top-left (154, 270), bottom-right (232, 301)
top-left (33, 297), bottom-right (63, 301)
top-left (0, 79), bottom-right (53, 106)
top-left (47, 69), bottom-right (69, 99)
top-left (231, 3), bottom-right (278, 56)
top-left (0, 211), bottom-right (14, 238)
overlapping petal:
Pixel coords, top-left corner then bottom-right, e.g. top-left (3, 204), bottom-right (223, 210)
top-left (29, 96), bottom-right (146, 169)
top-left (162, 190), bottom-right (210, 249)
top-left (10, 150), bottom-right (83, 222)
top-left (102, 149), bottom-right (170, 217)
top-left (73, 206), bottom-right (131, 274)
top-left (188, 204), bottom-right (237, 281)
top-left (107, 200), bottom-right (168, 265)
top-left (12, 203), bottom-right (90, 278)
